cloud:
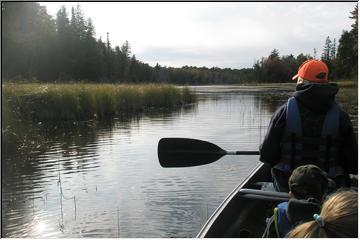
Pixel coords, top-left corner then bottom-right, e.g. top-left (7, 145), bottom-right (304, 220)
top-left (138, 45), bottom-right (275, 68)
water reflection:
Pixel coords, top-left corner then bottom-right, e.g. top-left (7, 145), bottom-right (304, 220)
top-left (2, 85), bottom-right (357, 238)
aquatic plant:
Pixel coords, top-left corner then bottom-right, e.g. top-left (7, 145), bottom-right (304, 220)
top-left (2, 83), bottom-right (196, 121)
top-left (2, 83), bottom-right (196, 152)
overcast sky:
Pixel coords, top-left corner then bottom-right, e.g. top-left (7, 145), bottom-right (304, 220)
top-left (40, 2), bottom-right (356, 69)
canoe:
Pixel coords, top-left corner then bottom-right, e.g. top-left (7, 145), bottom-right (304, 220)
top-left (197, 162), bottom-right (289, 238)
top-left (157, 138), bottom-right (288, 237)
top-left (158, 138), bottom-right (355, 238)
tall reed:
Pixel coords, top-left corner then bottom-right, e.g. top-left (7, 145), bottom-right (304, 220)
top-left (2, 83), bottom-right (196, 152)
top-left (2, 83), bottom-right (196, 121)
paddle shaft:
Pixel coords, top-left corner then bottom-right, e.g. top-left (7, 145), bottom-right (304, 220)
top-left (226, 151), bottom-right (259, 155)
top-left (166, 150), bottom-right (258, 155)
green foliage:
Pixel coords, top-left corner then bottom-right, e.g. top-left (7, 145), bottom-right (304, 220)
top-left (252, 50), bottom-right (311, 83)
top-left (336, 4), bottom-right (358, 80)
top-left (350, 4), bottom-right (358, 54)
top-left (2, 2), bottom-right (56, 80)
top-left (2, 3), bottom-right (155, 84)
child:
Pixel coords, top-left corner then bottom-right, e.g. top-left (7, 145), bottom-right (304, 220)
top-left (287, 190), bottom-right (358, 238)
top-left (263, 164), bottom-right (329, 238)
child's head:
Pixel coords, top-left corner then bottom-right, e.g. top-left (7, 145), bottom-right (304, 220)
top-left (288, 165), bottom-right (328, 201)
top-left (287, 190), bottom-right (358, 238)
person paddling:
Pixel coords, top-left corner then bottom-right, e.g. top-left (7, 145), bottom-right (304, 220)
top-left (259, 59), bottom-right (357, 192)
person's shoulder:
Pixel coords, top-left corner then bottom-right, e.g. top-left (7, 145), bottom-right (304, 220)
top-left (277, 201), bottom-right (289, 207)
top-left (272, 102), bottom-right (287, 117)
top-left (337, 104), bottom-right (354, 128)
top-left (270, 103), bottom-right (287, 126)
top-left (339, 107), bottom-right (352, 121)
top-left (276, 201), bottom-right (289, 212)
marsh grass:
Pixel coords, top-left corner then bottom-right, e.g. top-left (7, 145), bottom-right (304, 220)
top-left (3, 83), bottom-right (196, 121)
top-left (2, 83), bottom-right (196, 152)
top-left (335, 79), bottom-right (358, 88)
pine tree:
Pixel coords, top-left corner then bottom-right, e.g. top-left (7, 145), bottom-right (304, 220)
top-left (121, 40), bottom-right (131, 58)
top-left (55, 6), bottom-right (72, 80)
top-left (106, 32), bottom-right (111, 50)
top-left (336, 4), bottom-right (358, 79)
top-left (330, 38), bottom-right (336, 61)
top-left (269, 49), bottom-right (280, 60)
top-left (349, 3), bottom-right (358, 75)
top-left (119, 41), bottom-right (131, 81)
top-left (321, 36), bottom-right (332, 62)
top-left (2, 2), bottom-right (56, 81)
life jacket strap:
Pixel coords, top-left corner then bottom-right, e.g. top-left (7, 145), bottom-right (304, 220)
top-left (286, 97), bottom-right (302, 135)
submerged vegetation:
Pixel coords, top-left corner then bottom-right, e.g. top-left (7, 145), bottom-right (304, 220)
top-left (2, 83), bottom-right (196, 152)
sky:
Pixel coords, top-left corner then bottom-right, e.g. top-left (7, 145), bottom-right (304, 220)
top-left (40, 2), bottom-right (357, 69)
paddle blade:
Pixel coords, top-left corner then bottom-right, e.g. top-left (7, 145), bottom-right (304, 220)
top-left (158, 138), bottom-right (226, 167)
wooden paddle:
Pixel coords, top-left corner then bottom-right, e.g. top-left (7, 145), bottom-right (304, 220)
top-left (158, 138), bottom-right (259, 167)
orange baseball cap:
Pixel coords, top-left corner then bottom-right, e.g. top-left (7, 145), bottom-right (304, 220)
top-left (292, 59), bottom-right (329, 83)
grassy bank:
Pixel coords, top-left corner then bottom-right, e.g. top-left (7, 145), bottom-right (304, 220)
top-left (237, 79), bottom-right (357, 88)
top-left (3, 83), bottom-right (196, 121)
top-left (335, 79), bottom-right (358, 88)
top-left (2, 83), bottom-right (196, 153)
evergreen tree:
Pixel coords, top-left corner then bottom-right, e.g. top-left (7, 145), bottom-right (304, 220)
top-left (263, 49), bottom-right (289, 82)
top-left (321, 36), bottom-right (332, 62)
top-left (81, 18), bottom-right (101, 81)
top-left (296, 53), bottom-right (311, 65)
top-left (55, 6), bottom-right (72, 80)
top-left (104, 32), bottom-right (116, 81)
top-left (2, 2), bottom-right (56, 81)
top-left (2, 2), bottom-right (356, 84)
top-left (269, 49), bottom-right (280, 60)
top-left (96, 38), bottom-right (107, 81)
top-left (350, 3), bottom-right (358, 48)
top-left (129, 55), bottom-right (138, 83)
top-left (336, 4), bottom-right (358, 79)
top-left (349, 4), bottom-right (358, 76)
top-left (321, 36), bottom-right (336, 79)
top-left (118, 41), bottom-right (131, 81)
top-left (336, 31), bottom-right (355, 78)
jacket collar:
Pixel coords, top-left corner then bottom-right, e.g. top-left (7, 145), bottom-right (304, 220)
top-left (293, 83), bottom-right (339, 114)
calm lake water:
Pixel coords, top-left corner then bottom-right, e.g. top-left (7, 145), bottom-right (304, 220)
top-left (2, 85), bottom-right (357, 238)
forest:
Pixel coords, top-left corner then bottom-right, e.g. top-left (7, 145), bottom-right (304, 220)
top-left (2, 2), bottom-right (358, 84)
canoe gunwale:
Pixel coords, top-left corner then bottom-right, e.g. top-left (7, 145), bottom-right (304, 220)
top-left (196, 162), bottom-right (265, 238)
top-left (238, 189), bottom-right (289, 201)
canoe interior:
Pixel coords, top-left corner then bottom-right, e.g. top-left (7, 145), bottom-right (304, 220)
top-left (198, 163), bottom-right (288, 238)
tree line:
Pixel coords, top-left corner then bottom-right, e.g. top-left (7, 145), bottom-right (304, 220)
top-left (2, 3), bottom-right (358, 84)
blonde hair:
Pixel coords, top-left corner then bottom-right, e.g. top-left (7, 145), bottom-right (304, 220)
top-left (287, 190), bottom-right (358, 238)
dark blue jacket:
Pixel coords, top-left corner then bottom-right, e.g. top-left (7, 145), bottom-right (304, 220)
top-left (259, 83), bottom-right (357, 177)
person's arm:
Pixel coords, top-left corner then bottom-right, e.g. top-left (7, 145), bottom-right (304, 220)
top-left (339, 110), bottom-right (358, 175)
top-left (259, 104), bottom-right (286, 167)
